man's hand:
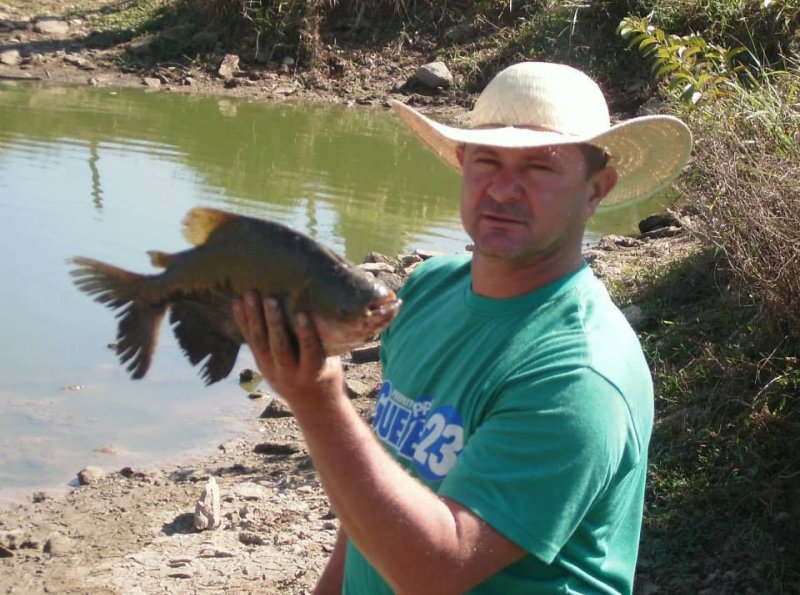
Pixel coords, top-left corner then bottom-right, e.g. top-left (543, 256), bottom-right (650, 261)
top-left (232, 290), bottom-right (345, 407)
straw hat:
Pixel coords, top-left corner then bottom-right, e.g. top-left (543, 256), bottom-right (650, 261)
top-left (391, 62), bottom-right (692, 207)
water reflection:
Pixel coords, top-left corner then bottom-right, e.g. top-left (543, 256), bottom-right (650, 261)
top-left (0, 82), bottom-right (470, 261)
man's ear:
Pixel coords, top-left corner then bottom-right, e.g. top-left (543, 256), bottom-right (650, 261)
top-left (586, 167), bottom-right (619, 214)
top-left (456, 144), bottom-right (466, 168)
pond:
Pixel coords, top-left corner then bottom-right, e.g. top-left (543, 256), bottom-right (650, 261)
top-left (0, 82), bottom-right (673, 500)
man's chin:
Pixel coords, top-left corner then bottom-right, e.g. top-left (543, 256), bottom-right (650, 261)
top-left (472, 238), bottom-right (531, 261)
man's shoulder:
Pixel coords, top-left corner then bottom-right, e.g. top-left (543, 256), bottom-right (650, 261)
top-left (402, 252), bottom-right (471, 290)
top-left (413, 252), bottom-right (471, 276)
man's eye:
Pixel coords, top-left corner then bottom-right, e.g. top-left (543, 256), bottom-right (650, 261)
top-left (475, 158), bottom-right (499, 167)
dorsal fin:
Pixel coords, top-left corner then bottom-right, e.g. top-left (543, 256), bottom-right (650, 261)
top-left (147, 250), bottom-right (175, 269)
top-left (182, 208), bottom-right (237, 246)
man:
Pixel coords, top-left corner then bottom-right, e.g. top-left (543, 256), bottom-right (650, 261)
top-left (232, 62), bottom-right (692, 594)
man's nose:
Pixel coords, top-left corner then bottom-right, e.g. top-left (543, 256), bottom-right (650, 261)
top-left (487, 166), bottom-right (524, 203)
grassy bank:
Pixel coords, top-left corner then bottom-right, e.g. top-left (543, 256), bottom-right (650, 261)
top-left (11, 0), bottom-right (800, 591)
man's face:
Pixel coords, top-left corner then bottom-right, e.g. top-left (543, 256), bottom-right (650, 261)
top-left (457, 143), bottom-right (614, 264)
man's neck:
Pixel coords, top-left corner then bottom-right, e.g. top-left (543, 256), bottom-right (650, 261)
top-left (469, 248), bottom-right (584, 299)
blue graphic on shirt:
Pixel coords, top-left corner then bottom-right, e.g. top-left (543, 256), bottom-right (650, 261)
top-left (373, 380), bottom-right (464, 481)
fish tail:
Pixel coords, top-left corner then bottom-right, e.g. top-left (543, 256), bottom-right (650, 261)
top-left (69, 257), bottom-right (167, 379)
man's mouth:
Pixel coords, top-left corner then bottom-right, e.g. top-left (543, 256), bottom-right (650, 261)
top-left (479, 211), bottom-right (529, 225)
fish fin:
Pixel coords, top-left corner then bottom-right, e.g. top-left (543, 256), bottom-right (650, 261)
top-left (147, 250), bottom-right (176, 269)
top-left (169, 293), bottom-right (242, 385)
top-left (182, 208), bottom-right (237, 246)
top-left (69, 256), bottom-right (166, 379)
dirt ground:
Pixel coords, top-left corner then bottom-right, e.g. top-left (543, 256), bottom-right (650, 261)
top-left (0, 0), bottom-right (461, 112)
top-left (0, 2), bottom-right (700, 592)
top-left (0, 360), bottom-right (384, 594)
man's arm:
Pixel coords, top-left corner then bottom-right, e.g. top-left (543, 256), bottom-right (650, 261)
top-left (314, 527), bottom-right (347, 595)
top-left (232, 292), bottom-right (526, 595)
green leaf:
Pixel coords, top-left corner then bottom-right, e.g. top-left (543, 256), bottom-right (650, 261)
top-left (655, 62), bottom-right (680, 78)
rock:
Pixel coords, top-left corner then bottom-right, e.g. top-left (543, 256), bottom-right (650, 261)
top-left (280, 56), bottom-right (295, 73)
top-left (637, 97), bottom-right (667, 117)
top-left (198, 547), bottom-right (235, 558)
top-left (193, 477), bottom-right (221, 531)
top-left (350, 342), bottom-right (380, 363)
top-left (622, 304), bottom-right (647, 330)
top-left (412, 61), bottom-right (453, 89)
top-left (376, 270), bottom-right (404, 293)
top-left (239, 531), bottom-right (267, 546)
top-left (444, 23), bottom-right (474, 43)
top-left (33, 18), bottom-right (69, 35)
top-left (639, 211), bottom-right (683, 235)
top-left (401, 262), bottom-right (420, 277)
top-left (142, 76), bottom-right (161, 89)
top-left (31, 491), bottom-right (51, 503)
top-left (345, 377), bottom-right (372, 399)
top-left (43, 532), bottom-right (73, 555)
top-left (253, 442), bottom-right (303, 456)
top-left (400, 253), bottom-right (422, 268)
top-left (77, 465), bottom-right (104, 485)
top-left (272, 83), bottom-right (299, 96)
top-left (363, 252), bottom-right (392, 264)
top-left (358, 261), bottom-right (395, 274)
top-left (119, 466), bottom-right (160, 482)
top-left (229, 482), bottom-right (269, 501)
top-left (239, 368), bottom-right (259, 383)
top-left (641, 226), bottom-right (684, 239)
top-left (259, 398), bottom-right (293, 419)
top-left (217, 53), bottom-right (240, 79)
top-left (595, 235), bottom-right (642, 250)
top-left (63, 54), bottom-right (96, 70)
top-left (0, 49), bottom-right (21, 65)
top-left (0, 544), bottom-right (12, 558)
top-left (413, 249), bottom-right (440, 260)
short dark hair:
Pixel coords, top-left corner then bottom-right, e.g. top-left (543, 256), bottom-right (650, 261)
top-left (578, 144), bottom-right (610, 178)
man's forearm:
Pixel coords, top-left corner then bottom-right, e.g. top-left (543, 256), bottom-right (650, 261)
top-left (290, 387), bottom-right (522, 594)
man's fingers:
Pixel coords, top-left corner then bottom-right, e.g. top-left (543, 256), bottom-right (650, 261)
top-left (232, 296), bottom-right (245, 331)
top-left (241, 290), bottom-right (270, 353)
top-left (264, 297), bottom-right (297, 364)
top-left (295, 312), bottom-right (325, 371)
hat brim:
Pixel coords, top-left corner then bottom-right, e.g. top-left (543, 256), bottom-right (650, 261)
top-left (390, 99), bottom-right (692, 207)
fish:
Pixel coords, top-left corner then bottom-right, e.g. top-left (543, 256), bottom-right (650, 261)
top-left (69, 207), bottom-right (401, 385)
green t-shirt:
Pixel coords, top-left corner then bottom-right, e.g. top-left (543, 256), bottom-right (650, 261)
top-left (343, 254), bottom-right (653, 594)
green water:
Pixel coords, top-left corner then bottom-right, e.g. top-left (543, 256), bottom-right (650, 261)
top-left (0, 82), bottom-right (672, 498)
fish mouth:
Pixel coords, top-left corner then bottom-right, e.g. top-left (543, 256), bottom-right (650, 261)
top-left (366, 291), bottom-right (402, 322)
top-left (314, 292), bottom-right (402, 356)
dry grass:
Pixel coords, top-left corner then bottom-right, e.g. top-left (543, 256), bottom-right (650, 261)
top-left (687, 70), bottom-right (800, 335)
